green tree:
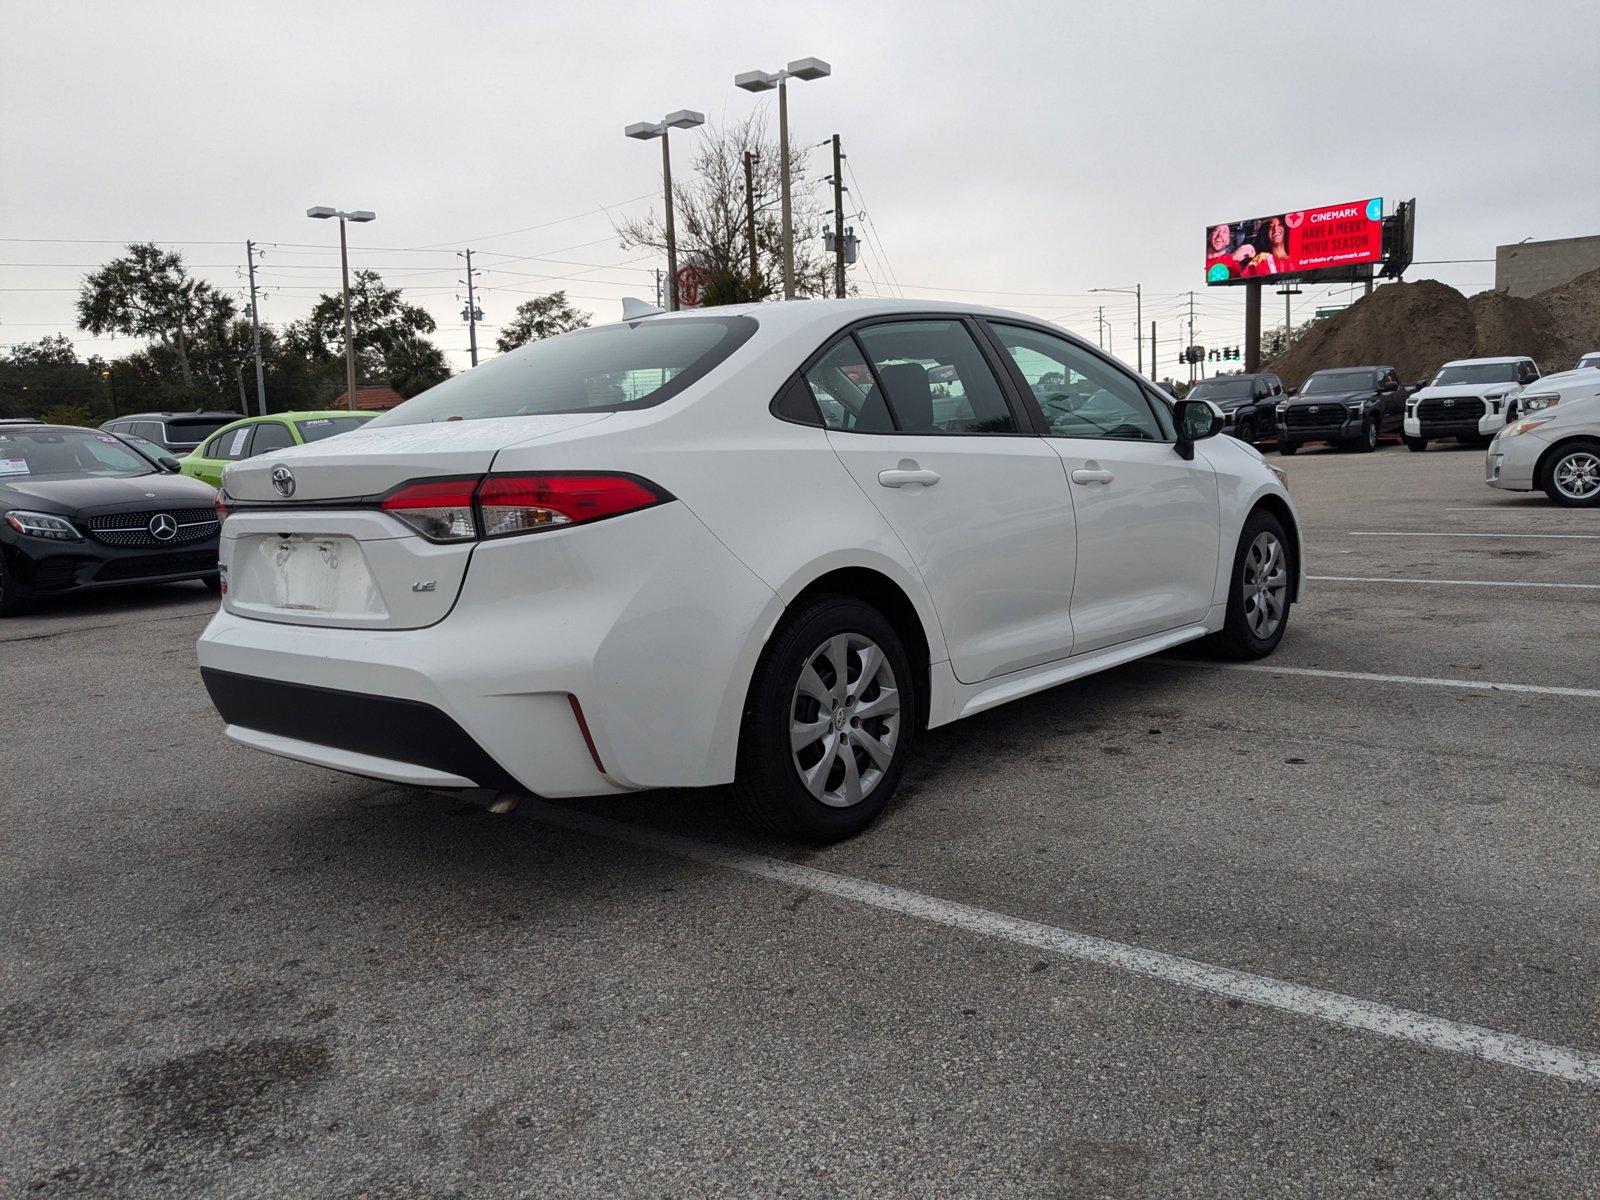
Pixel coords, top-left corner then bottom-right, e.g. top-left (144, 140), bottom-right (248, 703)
top-left (615, 113), bottom-right (834, 306)
top-left (292, 269), bottom-right (439, 382)
top-left (386, 335), bottom-right (452, 398)
top-left (4, 333), bottom-right (78, 367)
top-left (494, 291), bottom-right (591, 353)
top-left (39, 402), bottom-right (94, 427)
top-left (76, 243), bottom-right (235, 389)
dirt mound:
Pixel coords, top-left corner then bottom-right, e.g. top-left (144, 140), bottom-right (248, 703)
top-left (1266, 267), bottom-right (1600, 387)
top-left (1267, 280), bottom-right (1473, 388)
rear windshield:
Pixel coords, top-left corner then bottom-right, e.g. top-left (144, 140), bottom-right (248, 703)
top-left (1188, 378), bottom-right (1253, 400)
top-left (369, 316), bottom-right (757, 426)
top-left (294, 415), bottom-right (373, 443)
top-left (166, 417), bottom-right (234, 442)
top-left (0, 427), bottom-right (155, 480)
top-left (1431, 363), bottom-right (1519, 386)
top-left (1302, 369), bottom-right (1379, 393)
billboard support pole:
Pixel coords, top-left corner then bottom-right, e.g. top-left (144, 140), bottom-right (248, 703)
top-left (1244, 281), bottom-right (1262, 373)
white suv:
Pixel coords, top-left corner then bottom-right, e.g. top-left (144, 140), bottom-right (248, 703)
top-left (197, 300), bottom-right (1303, 840)
top-left (1403, 356), bottom-right (1540, 451)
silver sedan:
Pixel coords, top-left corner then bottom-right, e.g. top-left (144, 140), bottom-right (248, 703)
top-left (1487, 382), bottom-right (1600, 507)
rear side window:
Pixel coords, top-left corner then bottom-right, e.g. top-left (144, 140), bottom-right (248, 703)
top-left (854, 320), bottom-right (1018, 434)
top-left (208, 427), bottom-right (252, 461)
top-left (803, 338), bottom-right (895, 432)
top-left (370, 316), bottom-right (757, 426)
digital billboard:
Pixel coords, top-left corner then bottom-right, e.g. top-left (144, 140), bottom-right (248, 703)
top-left (1205, 198), bottom-right (1384, 285)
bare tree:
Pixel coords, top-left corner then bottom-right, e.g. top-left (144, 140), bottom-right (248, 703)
top-left (615, 112), bottom-right (833, 305)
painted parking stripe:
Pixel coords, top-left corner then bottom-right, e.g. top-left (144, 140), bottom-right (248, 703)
top-left (1167, 661), bottom-right (1600, 699)
top-left (523, 801), bottom-right (1600, 1088)
top-left (1310, 574), bottom-right (1600, 591)
top-left (1347, 530), bottom-right (1600, 540)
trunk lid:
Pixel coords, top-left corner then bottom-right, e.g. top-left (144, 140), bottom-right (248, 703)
top-left (218, 413), bottom-right (611, 629)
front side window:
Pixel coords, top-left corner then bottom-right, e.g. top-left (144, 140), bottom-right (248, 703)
top-left (248, 421), bottom-right (295, 456)
top-left (989, 323), bottom-right (1164, 441)
top-left (853, 320), bottom-right (1018, 434)
top-left (370, 316), bottom-right (756, 426)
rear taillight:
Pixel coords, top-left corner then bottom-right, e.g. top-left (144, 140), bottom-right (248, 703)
top-left (477, 473), bottom-right (667, 539)
top-left (381, 478), bottom-right (479, 543)
top-left (377, 473), bottom-right (669, 543)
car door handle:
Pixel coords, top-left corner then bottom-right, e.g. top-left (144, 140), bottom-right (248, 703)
top-left (878, 468), bottom-right (940, 488)
top-left (1070, 469), bottom-right (1115, 485)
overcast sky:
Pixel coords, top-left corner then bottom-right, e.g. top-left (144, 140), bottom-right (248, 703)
top-left (3, 0), bottom-right (1597, 376)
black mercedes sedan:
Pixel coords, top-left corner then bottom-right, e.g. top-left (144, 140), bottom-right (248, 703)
top-left (0, 424), bottom-right (220, 616)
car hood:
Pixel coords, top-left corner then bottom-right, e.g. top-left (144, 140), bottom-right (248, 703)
top-left (1283, 390), bottom-right (1373, 407)
top-left (0, 472), bottom-right (218, 517)
top-left (1413, 382), bottom-right (1518, 400)
top-left (1523, 367), bottom-right (1600, 395)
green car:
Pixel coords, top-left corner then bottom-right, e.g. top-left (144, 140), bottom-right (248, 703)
top-left (180, 411), bottom-right (377, 488)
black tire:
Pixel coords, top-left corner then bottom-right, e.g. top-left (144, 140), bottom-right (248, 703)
top-left (1356, 418), bottom-right (1378, 452)
top-left (1235, 417), bottom-right (1256, 445)
top-left (1277, 440), bottom-right (1298, 456)
top-left (1540, 438), bottom-right (1600, 508)
top-left (1205, 509), bottom-right (1293, 660)
top-left (0, 554), bottom-right (30, 618)
top-left (734, 596), bottom-right (915, 842)
top-left (1405, 435), bottom-right (1428, 452)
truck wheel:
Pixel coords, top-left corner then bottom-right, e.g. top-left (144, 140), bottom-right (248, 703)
top-left (1234, 417), bottom-right (1256, 444)
top-left (734, 596), bottom-right (915, 842)
top-left (1541, 440), bottom-right (1600, 508)
top-left (1405, 436), bottom-right (1428, 452)
top-left (1278, 441), bottom-right (1298, 456)
top-left (1356, 418), bottom-right (1378, 452)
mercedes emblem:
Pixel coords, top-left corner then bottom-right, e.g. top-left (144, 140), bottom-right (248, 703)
top-left (148, 512), bottom-right (178, 542)
top-left (271, 465), bottom-right (296, 498)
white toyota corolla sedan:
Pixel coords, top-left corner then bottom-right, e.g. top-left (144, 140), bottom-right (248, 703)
top-left (198, 299), bottom-right (1303, 840)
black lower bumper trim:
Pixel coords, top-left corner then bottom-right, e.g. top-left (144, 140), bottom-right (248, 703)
top-left (200, 668), bottom-right (524, 794)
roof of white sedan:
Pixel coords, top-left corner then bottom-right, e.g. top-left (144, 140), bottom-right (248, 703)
top-left (622, 296), bottom-right (1041, 332)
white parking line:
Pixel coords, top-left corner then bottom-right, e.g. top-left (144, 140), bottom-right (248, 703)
top-left (524, 801), bottom-right (1600, 1088)
top-left (1310, 574), bottom-right (1600, 591)
top-left (1169, 661), bottom-right (1600, 699)
top-left (1348, 531), bottom-right (1600, 540)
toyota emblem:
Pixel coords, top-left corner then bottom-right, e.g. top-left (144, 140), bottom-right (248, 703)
top-left (148, 512), bottom-right (178, 542)
top-left (271, 465), bottom-right (296, 498)
top-left (1308, 405), bottom-right (1319, 413)
top-left (1443, 398), bottom-right (1455, 407)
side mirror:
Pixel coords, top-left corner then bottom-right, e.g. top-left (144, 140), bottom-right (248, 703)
top-left (1286, 387), bottom-right (1299, 397)
top-left (159, 455), bottom-right (182, 473)
top-left (1174, 399), bottom-right (1224, 459)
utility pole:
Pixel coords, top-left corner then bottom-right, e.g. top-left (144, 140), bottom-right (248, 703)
top-left (831, 134), bottom-right (846, 299)
top-left (1150, 320), bottom-right (1156, 383)
top-left (1096, 307), bottom-right (1105, 348)
top-left (1188, 291), bottom-right (1197, 385)
top-left (744, 151), bottom-right (759, 293)
top-left (459, 248), bottom-right (480, 368)
top-left (245, 240), bottom-right (266, 414)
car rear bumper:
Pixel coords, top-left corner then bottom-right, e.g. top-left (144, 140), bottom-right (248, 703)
top-left (195, 502), bottom-right (784, 798)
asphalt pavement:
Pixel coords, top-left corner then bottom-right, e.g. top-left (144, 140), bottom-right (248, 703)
top-left (3, 438), bottom-right (1597, 1198)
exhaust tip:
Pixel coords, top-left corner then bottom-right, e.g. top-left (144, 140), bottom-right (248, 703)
top-left (487, 791), bottom-right (524, 815)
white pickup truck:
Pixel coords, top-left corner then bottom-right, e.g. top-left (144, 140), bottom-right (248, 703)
top-left (1403, 356), bottom-right (1540, 451)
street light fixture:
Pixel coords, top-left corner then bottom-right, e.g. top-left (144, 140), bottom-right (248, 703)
top-left (735, 56), bottom-right (831, 300)
top-left (1089, 284), bottom-right (1143, 375)
top-left (307, 206), bottom-right (376, 410)
top-left (625, 109), bottom-right (705, 311)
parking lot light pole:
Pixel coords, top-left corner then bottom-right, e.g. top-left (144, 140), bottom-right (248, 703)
top-left (626, 110), bottom-right (705, 311)
top-left (1090, 284), bottom-right (1142, 374)
top-left (736, 57), bottom-right (831, 300)
top-left (307, 206), bottom-right (375, 410)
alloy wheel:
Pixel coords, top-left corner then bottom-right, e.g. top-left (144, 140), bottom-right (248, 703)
top-left (1553, 451), bottom-right (1600, 500)
top-left (789, 632), bottom-right (901, 808)
top-left (1241, 531), bottom-right (1288, 640)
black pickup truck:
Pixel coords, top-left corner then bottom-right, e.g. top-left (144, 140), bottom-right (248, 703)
top-left (1274, 366), bottom-right (1408, 454)
top-left (1185, 373), bottom-right (1283, 446)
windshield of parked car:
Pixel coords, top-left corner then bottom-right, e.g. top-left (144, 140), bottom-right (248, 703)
top-left (294, 415), bottom-right (374, 443)
top-left (1188, 378), bottom-right (1254, 401)
top-left (0, 427), bottom-right (156, 480)
top-left (370, 316), bottom-right (758, 425)
top-left (1302, 369), bottom-right (1379, 394)
top-left (1431, 363), bottom-right (1520, 386)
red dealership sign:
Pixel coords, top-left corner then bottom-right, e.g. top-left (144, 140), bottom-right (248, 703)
top-left (1206, 198), bottom-right (1384, 284)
